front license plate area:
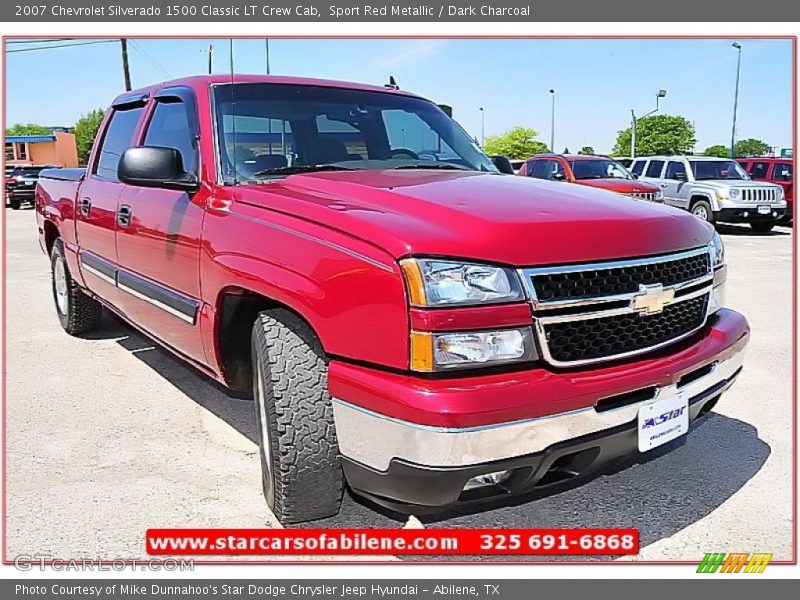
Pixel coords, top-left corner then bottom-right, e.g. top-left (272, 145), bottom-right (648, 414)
top-left (637, 391), bottom-right (689, 452)
top-left (758, 205), bottom-right (771, 215)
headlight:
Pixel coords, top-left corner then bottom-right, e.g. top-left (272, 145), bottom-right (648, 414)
top-left (410, 327), bottom-right (537, 371)
top-left (776, 186), bottom-right (784, 200)
top-left (727, 188), bottom-right (740, 200)
top-left (709, 231), bottom-right (725, 267)
top-left (400, 259), bottom-right (524, 307)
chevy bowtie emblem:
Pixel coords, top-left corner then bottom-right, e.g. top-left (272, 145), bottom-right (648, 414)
top-left (631, 283), bottom-right (675, 315)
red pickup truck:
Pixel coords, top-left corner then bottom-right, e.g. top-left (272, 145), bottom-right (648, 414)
top-left (519, 154), bottom-right (663, 202)
top-left (36, 75), bottom-right (748, 524)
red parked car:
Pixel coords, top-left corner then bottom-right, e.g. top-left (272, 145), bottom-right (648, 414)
top-left (36, 76), bottom-right (747, 524)
top-left (519, 154), bottom-right (663, 202)
top-left (737, 157), bottom-right (794, 222)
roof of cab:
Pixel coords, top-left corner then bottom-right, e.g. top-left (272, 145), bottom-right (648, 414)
top-left (111, 74), bottom-right (421, 106)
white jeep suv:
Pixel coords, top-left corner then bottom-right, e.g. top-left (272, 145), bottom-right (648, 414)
top-left (631, 155), bottom-right (786, 232)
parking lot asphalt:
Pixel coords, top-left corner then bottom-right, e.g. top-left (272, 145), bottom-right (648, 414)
top-left (2, 207), bottom-right (794, 563)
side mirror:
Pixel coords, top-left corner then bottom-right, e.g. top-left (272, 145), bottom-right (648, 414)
top-left (675, 171), bottom-right (687, 181)
top-left (631, 173), bottom-right (639, 180)
top-left (490, 155), bottom-right (515, 175)
top-left (118, 146), bottom-right (198, 191)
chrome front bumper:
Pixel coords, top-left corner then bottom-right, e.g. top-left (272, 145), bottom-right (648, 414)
top-left (333, 346), bottom-right (745, 472)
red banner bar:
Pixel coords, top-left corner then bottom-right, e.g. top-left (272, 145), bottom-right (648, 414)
top-left (146, 528), bottom-right (639, 556)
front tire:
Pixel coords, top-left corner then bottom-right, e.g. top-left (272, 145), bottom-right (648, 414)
top-left (690, 199), bottom-right (715, 225)
top-left (9, 198), bottom-right (21, 210)
top-left (51, 239), bottom-right (102, 335)
top-left (251, 308), bottom-right (343, 524)
top-left (751, 221), bottom-right (775, 233)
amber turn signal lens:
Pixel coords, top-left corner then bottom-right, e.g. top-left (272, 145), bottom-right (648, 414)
top-left (410, 331), bottom-right (434, 372)
top-left (400, 259), bottom-right (427, 306)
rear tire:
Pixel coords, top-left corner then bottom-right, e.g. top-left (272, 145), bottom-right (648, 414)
top-left (9, 198), bottom-right (21, 210)
top-left (690, 199), bottom-right (715, 225)
top-left (251, 308), bottom-right (343, 524)
top-left (51, 239), bottom-right (102, 335)
top-left (750, 221), bottom-right (775, 233)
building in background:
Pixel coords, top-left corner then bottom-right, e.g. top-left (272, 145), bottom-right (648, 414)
top-left (4, 129), bottom-right (79, 167)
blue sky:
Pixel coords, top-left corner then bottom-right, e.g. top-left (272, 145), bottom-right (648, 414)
top-left (5, 38), bottom-right (793, 153)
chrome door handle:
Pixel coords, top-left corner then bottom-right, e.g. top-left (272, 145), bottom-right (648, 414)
top-left (117, 204), bottom-right (132, 227)
top-left (79, 197), bottom-right (92, 216)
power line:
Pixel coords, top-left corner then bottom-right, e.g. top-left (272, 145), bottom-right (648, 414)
top-left (7, 40), bottom-right (117, 53)
top-left (129, 40), bottom-right (171, 78)
top-left (6, 38), bottom-right (79, 44)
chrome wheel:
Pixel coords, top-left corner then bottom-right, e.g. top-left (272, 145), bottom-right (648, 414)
top-left (54, 256), bottom-right (68, 316)
top-left (692, 205), bottom-right (709, 221)
top-left (256, 365), bottom-right (273, 478)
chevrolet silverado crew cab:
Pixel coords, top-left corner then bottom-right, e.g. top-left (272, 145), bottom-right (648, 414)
top-left (36, 76), bottom-right (749, 524)
top-left (631, 155), bottom-right (786, 232)
top-left (519, 154), bottom-right (663, 202)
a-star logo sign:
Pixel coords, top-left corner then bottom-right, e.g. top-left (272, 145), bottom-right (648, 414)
top-left (641, 405), bottom-right (686, 429)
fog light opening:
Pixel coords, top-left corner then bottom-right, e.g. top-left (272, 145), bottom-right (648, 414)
top-left (743, 211), bottom-right (749, 218)
top-left (463, 470), bottom-right (512, 492)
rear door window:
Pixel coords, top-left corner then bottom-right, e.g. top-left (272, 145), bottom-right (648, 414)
top-left (645, 160), bottom-right (665, 178)
top-left (750, 161), bottom-right (770, 179)
top-left (630, 160), bottom-right (646, 176)
top-left (94, 106), bottom-right (145, 181)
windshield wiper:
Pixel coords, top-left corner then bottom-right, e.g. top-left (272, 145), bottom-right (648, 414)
top-left (251, 164), bottom-right (358, 179)
top-left (392, 163), bottom-right (470, 171)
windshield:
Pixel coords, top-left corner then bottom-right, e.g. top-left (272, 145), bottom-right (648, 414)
top-left (690, 160), bottom-right (749, 181)
top-left (213, 83), bottom-right (496, 182)
top-left (568, 158), bottom-right (632, 180)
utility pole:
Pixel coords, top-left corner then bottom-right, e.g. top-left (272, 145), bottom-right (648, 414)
top-left (730, 42), bottom-right (743, 159)
top-left (208, 44), bottom-right (213, 74)
top-left (265, 39), bottom-right (270, 75)
top-left (479, 107), bottom-right (485, 146)
top-left (120, 38), bottom-right (131, 91)
top-left (549, 89), bottom-right (555, 152)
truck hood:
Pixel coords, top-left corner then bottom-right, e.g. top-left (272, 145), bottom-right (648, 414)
top-left (696, 179), bottom-right (782, 190)
top-left (238, 170), bottom-right (713, 266)
top-left (574, 178), bottom-right (659, 193)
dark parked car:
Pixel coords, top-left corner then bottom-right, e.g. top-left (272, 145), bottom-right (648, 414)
top-left (6, 165), bottom-right (51, 210)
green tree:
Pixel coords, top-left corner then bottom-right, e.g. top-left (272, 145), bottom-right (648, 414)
top-left (74, 108), bottom-right (106, 164)
top-left (613, 114), bottom-right (696, 156)
top-left (578, 146), bottom-right (595, 155)
top-left (734, 138), bottom-right (770, 158)
top-left (704, 144), bottom-right (730, 158)
top-left (5, 123), bottom-right (51, 136)
top-left (483, 126), bottom-right (549, 159)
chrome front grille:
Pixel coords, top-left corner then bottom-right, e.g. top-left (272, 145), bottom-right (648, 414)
top-left (741, 187), bottom-right (777, 202)
top-left (519, 247), bottom-right (714, 367)
top-left (627, 191), bottom-right (657, 201)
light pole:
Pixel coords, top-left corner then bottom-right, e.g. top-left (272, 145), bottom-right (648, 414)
top-left (549, 89), bottom-right (555, 152)
top-left (265, 39), bottom-right (271, 75)
top-left (630, 89), bottom-right (667, 159)
top-left (479, 107), bottom-right (485, 147)
top-left (730, 42), bottom-right (742, 159)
